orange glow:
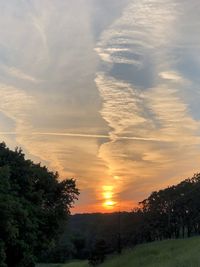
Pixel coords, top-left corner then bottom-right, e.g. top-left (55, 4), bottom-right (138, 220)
top-left (103, 185), bottom-right (113, 191)
top-left (102, 185), bottom-right (117, 209)
top-left (72, 199), bottom-right (137, 214)
top-left (103, 191), bottom-right (113, 199)
top-left (103, 200), bottom-right (117, 208)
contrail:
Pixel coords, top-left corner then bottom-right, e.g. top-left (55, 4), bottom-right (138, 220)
top-left (0, 132), bottom-right (17, 135)
top-left (0, 131), bottom-right (163, 142)
top-left (34, 132), bottom-right (163, 141)
top-left (32, 132), bottom-right (110, 139)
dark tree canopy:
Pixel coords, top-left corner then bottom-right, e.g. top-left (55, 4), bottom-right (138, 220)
top-left (137, 173), bottom-right (200, 242)
top-left (0, 142), bottom-right (79, 267)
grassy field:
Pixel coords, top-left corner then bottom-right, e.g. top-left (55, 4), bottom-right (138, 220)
top-left (37, 236), bottom-right (200, 267)
top-left (37, 262), bottom-right (88, 267)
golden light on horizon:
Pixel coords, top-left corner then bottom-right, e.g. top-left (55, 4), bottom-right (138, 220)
top-left (103, 200), bottom-right (117, 209)
top-left (102, 185), bottom-right (117, 209)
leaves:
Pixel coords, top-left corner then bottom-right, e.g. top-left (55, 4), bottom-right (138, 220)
top-left (0, 142), bottom-right (79, 267)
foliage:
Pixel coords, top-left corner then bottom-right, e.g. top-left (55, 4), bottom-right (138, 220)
top-left (139, 173), bottom-right (200, 242)
top-left (0, 142), bottom-right (79, 267)
top-left (36, 236), bottom-right (200, 267)
top-left (88, 239), bottom-right (107, 266)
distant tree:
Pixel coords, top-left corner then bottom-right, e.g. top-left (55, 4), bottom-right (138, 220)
top-left (0, 142), bottom-right (79, 267)
top-left (139, 173), bottom-right (200, 241)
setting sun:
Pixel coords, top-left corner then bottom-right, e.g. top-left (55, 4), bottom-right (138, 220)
top-left (103, 200), bottom-right (117, 209)
top-left (102, 185), bottom-right (117, 209)
top-left (103, 191), bottom-right (113, 199)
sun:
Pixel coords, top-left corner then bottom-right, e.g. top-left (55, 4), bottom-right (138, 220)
top-left (103, 200), bottom-right (117, 209)
top-left (102, 185), bottom-right (117, 209)
top-left (103, 191), bottom-right (113, 199)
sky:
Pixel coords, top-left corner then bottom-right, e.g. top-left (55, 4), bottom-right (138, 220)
top-left (0, 0), bottom-right (200, 213)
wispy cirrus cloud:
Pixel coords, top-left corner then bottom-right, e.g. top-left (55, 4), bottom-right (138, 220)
top-left (95, 73), bottom-right (146, 138)
top-left (0, 83), bottom-right (36, 152)
top-left (95, 0), bottom-right (178, 67)
top-left (159, 71), bottom-right (186, 83)
top-left (146, 85), bottom-right (200, 141)
top-left (0, 84), bottom-right (34, 130)
top-left (2, 66), bottom-right (40, 83)
top-left (1, 0), bottom-right (200, 213)
top-left (0, 0), bottom-right (102, 174)
top-left (94, 0), bottom-right (200, 209)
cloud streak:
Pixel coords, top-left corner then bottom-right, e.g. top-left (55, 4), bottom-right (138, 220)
top-left (95, 73), bottom-right (148, 141)
top-left (0, 131), bottom-right (171, 142)
top-left (2, 66), bottom-right (40, 83)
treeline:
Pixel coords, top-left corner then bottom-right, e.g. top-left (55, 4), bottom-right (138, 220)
top-left (0, 142), bottom-right (79, 267)
top-left (51, 173), bottom-right (200, 263)
top-left (139, 173), bottom-right (200, 241)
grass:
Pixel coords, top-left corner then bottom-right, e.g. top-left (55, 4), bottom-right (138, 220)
top-left (37, 261), bottom-right (88, 267)
top-left (37, 236), bottom-right (200, 267)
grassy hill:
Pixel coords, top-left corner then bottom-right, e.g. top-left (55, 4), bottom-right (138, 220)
top-left (37, 236), bottom-right (200, 267)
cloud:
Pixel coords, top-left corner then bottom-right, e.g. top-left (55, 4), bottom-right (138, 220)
top-left (96, 77), bottom-right (200, 205)
top-left (95, 73), bottom-right (146, 138)
top-left (159, 71), bottom-right (186, 83)
top-left (0, 0), bottom-right (105, 181)
top-left (0, 83), bottom-right (34, 128)
top-left (145, 86), bottom-right (200, 139)
top-left (0, 83), bottom-right (36, 151)
top-left (0, 0), bottom-right (200, 213)
top-left (29, 13), bottom-right (48, 52)
top-left (0, 131), bottom-right (165, 142)
top-left (94, 0), bottom-right (200, 210)
top-left (95, 0), bottom-right (178, 67)
top-left (2, 66), bottom-right (40, 83)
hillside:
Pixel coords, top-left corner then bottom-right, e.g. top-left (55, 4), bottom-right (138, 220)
top-left (44, 173), bottom-right (200, 263)
top-left (37, 236), bottom-right (200, 267)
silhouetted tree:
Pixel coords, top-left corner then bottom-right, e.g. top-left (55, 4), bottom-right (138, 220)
top-left (139, 173), bottom-right (200, 241)
top-left (0, 142), bottom-right (79, 267)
